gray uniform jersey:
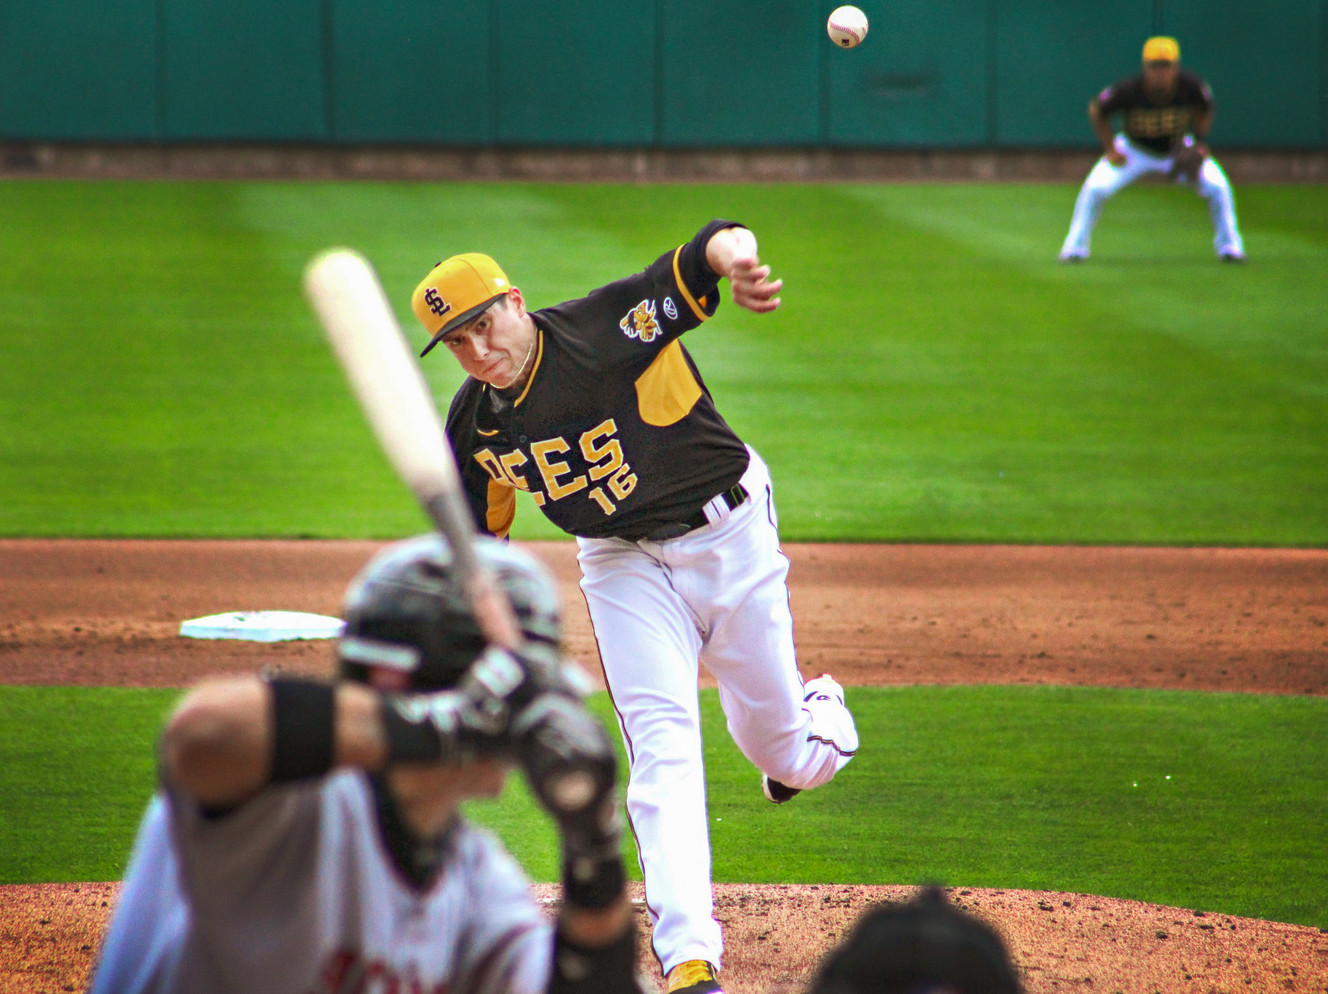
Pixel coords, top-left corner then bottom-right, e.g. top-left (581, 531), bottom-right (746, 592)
top-left (89, 771), bottom-right (552, 994)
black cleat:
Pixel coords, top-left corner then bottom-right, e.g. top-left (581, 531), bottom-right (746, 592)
top-left (762, 774), bottom-right (801, 804)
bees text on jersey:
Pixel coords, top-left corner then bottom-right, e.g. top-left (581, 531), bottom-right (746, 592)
top-left (1096, 69), bottom-right (1213, 154)
top-left (444, 220), bottom-right (751, 541)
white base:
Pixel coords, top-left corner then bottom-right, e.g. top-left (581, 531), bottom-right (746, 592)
top-left (179, 610), bottom-right (344, 642)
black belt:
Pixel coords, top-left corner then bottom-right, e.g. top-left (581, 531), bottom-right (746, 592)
top-left (639, 484), bottom-right (749, 542)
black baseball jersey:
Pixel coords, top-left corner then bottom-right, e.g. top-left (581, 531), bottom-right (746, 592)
top-left (445, 220), bottom-right (751, 541)
top-left (1095, 69), bottom-right (1213, 154)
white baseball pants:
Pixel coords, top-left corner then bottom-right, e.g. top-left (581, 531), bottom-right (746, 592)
top-left (1060, 135), bottom-right (1245, 259)
top-left (576, 447), bottom-right (858, 976)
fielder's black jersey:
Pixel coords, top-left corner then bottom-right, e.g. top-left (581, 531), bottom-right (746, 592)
top-left (1096, 69), bottom-right (1214, 154)
top-left (445, 220), bottom-right (751, 541)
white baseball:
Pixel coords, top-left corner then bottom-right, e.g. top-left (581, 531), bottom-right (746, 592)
top-left (827, 5), bottom-right (868, 48)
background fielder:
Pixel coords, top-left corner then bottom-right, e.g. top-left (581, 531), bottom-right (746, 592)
top-left (90, 535), bottom-right (640, 994)
top-left (411, 221), bottom-right (859, 994)
top-left (1060, 36), bottom-right (1246, 263)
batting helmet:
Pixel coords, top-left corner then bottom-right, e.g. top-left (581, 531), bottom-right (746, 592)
top-left (337, 533), bottom-right (561, 691)
top-left (808, 886), bottom-right (1021, 994)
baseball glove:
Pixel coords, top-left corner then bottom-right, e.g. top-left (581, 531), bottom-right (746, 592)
top-left (1170, 142), bottom-right (1208, 183)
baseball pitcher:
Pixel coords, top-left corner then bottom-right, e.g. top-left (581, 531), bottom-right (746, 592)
top-left (410, 221), bottom-right (860, 994)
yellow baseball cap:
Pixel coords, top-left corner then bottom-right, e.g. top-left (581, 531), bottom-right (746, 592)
top-left (412, 253), bottom-right (511, 357)
top-left (1143, 36), bottom-right (1180, 63)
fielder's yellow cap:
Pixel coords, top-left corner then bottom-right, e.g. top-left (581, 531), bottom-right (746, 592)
top-left (1143, 36), bottom-right (1180, 63)
top-left (412, 253), bottom-right (511, 357)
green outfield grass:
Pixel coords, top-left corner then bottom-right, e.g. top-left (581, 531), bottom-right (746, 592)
top-left (1, 181), bottom-right (1324, 543)
top-left (1, 180), bottom-right (1324, 936)
top-left (0, 687), bottom-right (174, 883)
top-left (3, 686), bottom-right (1324, 929)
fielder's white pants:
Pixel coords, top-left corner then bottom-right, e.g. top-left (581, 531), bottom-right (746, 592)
top-left (576, 447), bottom-right (858, 976)
top-left (1060, 135), bottom-right (1245, 259)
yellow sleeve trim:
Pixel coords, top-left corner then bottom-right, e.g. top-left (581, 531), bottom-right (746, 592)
top-left (485, 479), bottom-right (516, 539)
top-left (672, 246), bottom-right (711, 323)
top-left (635, 340), bottom-right (702, 427)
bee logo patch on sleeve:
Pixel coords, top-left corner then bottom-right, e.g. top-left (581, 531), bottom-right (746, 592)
top-left (619, 299), bottom-right (661, 343)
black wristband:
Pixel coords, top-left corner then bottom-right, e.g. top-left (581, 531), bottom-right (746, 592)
top-left (268, 679), bottom-right (336, 783)
top-left (562, 852), bottom-right (626, 911)
top-left (549, 918), bottom-right (638, 994)
top-left (379, 694), bottom-right (448, 764)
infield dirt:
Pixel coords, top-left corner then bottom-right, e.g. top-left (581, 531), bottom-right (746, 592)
top-left (2, 539), bottom-right (1326, 993)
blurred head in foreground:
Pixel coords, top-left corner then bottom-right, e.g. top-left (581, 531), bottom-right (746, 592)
top-left (807, 887), bottom-right (1021, 994)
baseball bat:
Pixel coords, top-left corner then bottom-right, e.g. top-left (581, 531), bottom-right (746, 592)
top-left (302, 247), bottom-right (521, 649)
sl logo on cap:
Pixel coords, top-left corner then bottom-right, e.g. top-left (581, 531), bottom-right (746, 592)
top-left (423, 288), bottom-right (452, 318)
top-left (619, 299), bottom-right (661, 343)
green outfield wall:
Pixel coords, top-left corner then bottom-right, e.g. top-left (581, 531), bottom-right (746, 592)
top-left (0, 0), bottom-right (1323, 148)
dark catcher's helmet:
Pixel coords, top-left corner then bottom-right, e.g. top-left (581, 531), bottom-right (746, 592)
top-left (808, 886), bottom-right (1021, 994)
top-left (337, 533), bottom-right (561, 691)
